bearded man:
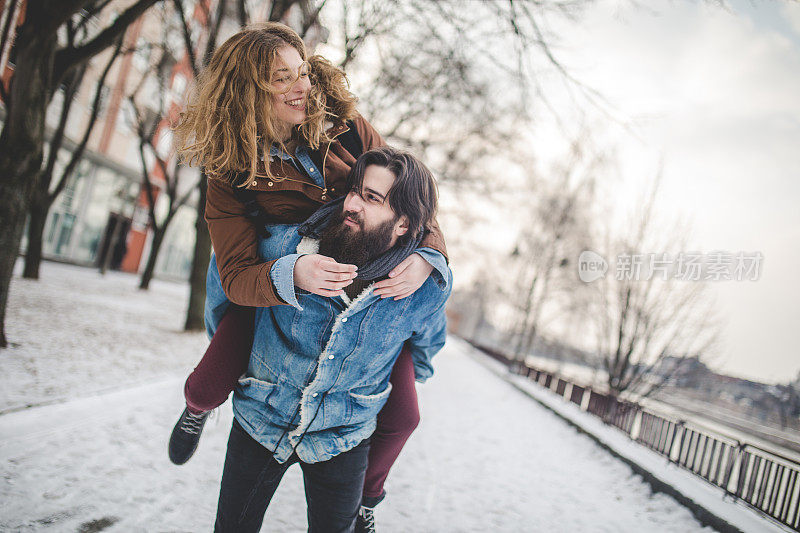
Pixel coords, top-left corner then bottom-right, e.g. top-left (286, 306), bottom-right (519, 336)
top-left (213, 147), bottom-right (451, 532)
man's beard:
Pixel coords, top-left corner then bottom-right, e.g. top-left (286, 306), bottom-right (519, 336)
top-left (318, 209), bottom-right (396, 268)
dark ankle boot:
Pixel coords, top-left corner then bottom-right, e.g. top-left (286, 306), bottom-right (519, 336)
top-left (168, 407), bottom-right (210, 465)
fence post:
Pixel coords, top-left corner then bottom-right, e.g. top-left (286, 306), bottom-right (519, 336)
top-left (669, 420), bottom-right (686, 464)
top-left (726, 442), bottom-right (746, 501)
top-left (631, 409), bottom-right (643, 440)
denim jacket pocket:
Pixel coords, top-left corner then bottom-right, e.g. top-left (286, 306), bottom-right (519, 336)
top-left (237, 376), bottom-right (277, 405)
top-left (346, 382), bottom-right (393, 426)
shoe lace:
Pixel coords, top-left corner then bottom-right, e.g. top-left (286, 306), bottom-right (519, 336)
top-left (359, 506), bottom-right (375, 530)
top-left (180, 410), bottom-right (208, 435)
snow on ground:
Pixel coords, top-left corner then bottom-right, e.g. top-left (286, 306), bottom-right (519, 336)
top-left (1, 262), bottom-right (717, 532)
top-left (1, 262), bottom-right (208, 412)
top-left (492, 356), bottom-right (789, 533)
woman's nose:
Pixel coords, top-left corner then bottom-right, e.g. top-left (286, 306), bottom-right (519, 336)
top-left (292, 75), bottom-right (310, 94)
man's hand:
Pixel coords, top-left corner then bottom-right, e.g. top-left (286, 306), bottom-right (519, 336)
top-left (294, 254), bottom-right (357, 297)
top-left (373, 253), bottom-right (433, 300)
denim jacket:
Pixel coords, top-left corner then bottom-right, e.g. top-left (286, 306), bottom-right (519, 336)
top-left (204, 223), bottom-right (452, 464)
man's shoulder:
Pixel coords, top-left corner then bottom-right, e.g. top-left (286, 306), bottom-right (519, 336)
top-left (407, 271), bottom-right (452, 312)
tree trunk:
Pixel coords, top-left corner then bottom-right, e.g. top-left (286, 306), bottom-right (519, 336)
top-left (139, 227), bottom-right (166, 291)
top-left (22, 193), bottom-right (51, 280)
top-left (0, 26), bottom-right (57, 348)
top-left (184, 173), bottom-right (210, 331)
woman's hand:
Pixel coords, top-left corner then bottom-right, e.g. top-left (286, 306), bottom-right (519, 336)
top-left (294, 254), bottom-right (357, 297)
top-left (373, 253), bottom-right (433, 300)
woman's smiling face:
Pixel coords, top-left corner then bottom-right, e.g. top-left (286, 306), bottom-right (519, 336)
top-left (270, 45), bottom-right (311, 134)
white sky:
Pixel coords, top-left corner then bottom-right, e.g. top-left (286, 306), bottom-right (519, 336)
top-left (532, 0), bottom-right (800, 383)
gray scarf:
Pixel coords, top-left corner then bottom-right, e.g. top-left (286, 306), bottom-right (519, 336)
top-left (298, 197), bottom-right (425, 281)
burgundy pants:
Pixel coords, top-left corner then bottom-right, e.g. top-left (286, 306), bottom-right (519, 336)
top-left (184, 305), bottom-right (419, 504)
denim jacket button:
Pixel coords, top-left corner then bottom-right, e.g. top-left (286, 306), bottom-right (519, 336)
top-left (341, 317), bottom-right (347, 322)
top-left (312, 392), bottom-right (318, 397)
top-left (328, 355), bottom-right (335, 360)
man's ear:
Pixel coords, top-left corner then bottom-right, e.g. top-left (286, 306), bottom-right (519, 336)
top-left (395, 215), bottom-right (410, 237)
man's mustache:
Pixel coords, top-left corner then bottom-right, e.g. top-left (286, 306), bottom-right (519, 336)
top-left (341, 210), bottom-right (363, 229)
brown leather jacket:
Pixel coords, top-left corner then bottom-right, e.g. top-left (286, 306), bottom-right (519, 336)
top-left (205, 115), bottom-right (447, 307)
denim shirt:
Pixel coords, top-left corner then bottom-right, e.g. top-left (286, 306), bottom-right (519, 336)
top-left (204, 224), bottom-right (452, 464)
top-left (267, 143), bottom-right (324, 187)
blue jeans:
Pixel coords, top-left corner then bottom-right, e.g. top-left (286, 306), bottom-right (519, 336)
top-left (214, 419), bottom-right (371, 533)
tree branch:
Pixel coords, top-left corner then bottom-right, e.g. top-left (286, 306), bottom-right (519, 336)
top-left (19, 0), bottom-right (89, 41)
top-left (300, 0), bottom-right (328, 40)
top-left (237, 0), bottom-right (249, 27)
top-left (202, 0), bottom-right (226, 68)
top-left (138, 140), bottom-right (160, 231)
top-left (51, 37), bottom-right (123, 203)
top-left (41, 64), bottom-right (86, 193)
top-left (75, 0), bottom-right (117, 35)
top-left (173, 0), bottom-right (198, 77)
top-left (53, 0), bottom-right (161, 85)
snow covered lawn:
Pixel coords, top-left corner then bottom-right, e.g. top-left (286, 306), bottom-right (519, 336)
top-left (1, 262), bottom-right (717, 531)
top-left (1, 262), bottom-right (207, 412)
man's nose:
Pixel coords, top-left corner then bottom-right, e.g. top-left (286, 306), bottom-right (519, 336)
top-left (343, 192), bottom-right (362, 213)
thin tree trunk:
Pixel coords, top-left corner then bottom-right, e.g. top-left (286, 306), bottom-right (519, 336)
top-left (0, 26), bottom-right (57, 348)
top-left (22, 64), bottom-right (84, 280)
top-left (139, 227), bottom-right (166, 290)
top-left (182, 0), bottom-right (224, 331)
top-left (22, 195), bottom-right (51, 280)
top-left (25, 38), bottom-right (122, 279)
top-left (184, 172), bottom-right (210, 330)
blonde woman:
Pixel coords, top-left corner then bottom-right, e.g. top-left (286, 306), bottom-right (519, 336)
top-left (170, 23), bottom-right (448, 531)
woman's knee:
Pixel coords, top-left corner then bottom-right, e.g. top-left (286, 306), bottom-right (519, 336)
top-left (184, 376), bottom-right (229, 412)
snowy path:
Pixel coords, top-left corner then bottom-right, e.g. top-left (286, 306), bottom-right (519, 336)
top-left (1, 345), bottom-right (714, 532)
top-left (1, 262), bottom-right (715, 532)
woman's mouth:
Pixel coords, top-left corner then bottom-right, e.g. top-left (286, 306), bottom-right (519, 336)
top-left (285, 97), bottom-right (305, 110)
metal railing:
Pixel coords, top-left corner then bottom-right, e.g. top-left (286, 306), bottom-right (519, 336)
top-left (471, 342), bottom-right (800, 531)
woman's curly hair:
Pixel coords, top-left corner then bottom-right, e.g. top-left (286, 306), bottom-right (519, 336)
top-left (174, 23), bottom-right (358, 185)
top-left (306, 54), bottom-right (358, 127)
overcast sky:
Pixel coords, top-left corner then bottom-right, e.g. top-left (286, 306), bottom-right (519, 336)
top-left (537, 0), bottom-right (800, 383)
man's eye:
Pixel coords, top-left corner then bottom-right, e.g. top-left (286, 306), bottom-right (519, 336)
top-left (275, 76), bottom-right (290, 83)
top-left (366, 193), bottom-right (380, 203)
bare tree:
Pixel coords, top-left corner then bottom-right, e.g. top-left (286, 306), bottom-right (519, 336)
top-left (0, 0), bottom-right (162, 348)
top-left (591, 172), bottom-right (720, 398)
top-left (505, 140), bottom-right (599, 370)
top-left (755, 384), bottom-right (800, 430)
top-left (23, 36), bottom-right (125, 279)
top-left (125, 27), bottom-right (199, 290)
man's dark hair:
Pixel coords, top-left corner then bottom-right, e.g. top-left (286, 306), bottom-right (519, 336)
top-left (346, 146), bottom-right (438, 241)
